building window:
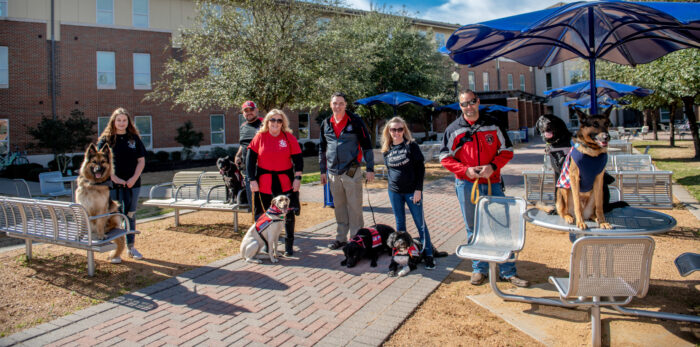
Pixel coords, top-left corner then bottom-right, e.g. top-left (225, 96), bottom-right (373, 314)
top-left (97, 51), bottom-right (116, 89)
top-left (507, 74), bottom-right (513, 90)
top-left (133, 53), bottom-right (151, 89)
top-left (482, 72), bottom-right (489, 91)
top-left (210, 114), bottom-right (225, 145)
top-left (417, 30), bottom-right (426, 37)
top-left (660, 108), bottom-right (670, 123)
top-left (0, 46), bottom-right (7, 88)
top-left (96, 0), bottom-right (114, 25)
top-left (434, 33), bottom-right (446, 48)
top-left (132, 0), bottom-right (149, 28)
top-left (0, 119), bottom-right (8, 155)
top-left (468, 71), bottom-right (475, 90)
top-left (239, 114), bottom-right (246, 127)
top-left (298, 113), bottom-right (310, 139)
top-left (520, 74), bottom-right (526, 91)
top-left (0, 0), bottom-right (7, 17)
top-left (134, 116), bottom-right (152, 149)
top-left (569, 109), bottom-right (579, 128)
top-left (97, 117), bottom-right (109, 136)
top-left (546, 72), bottom-right (552, 90)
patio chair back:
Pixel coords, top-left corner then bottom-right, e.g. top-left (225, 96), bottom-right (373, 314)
top-left (615, 154), bottom-right (654, 171)
top-left (38, 171), bottom-right (71, 197)
top-left (565, 236), bottom-right (655, 299)
top-left (459, 196), bottom-right (526, 263)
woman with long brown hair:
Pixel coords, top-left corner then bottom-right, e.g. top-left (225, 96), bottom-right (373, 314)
top-left (97, 107), bottom-right (146, 263)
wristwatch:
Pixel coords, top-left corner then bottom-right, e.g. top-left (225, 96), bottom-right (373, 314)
top-left (294, 175), bottom-right (302, 180)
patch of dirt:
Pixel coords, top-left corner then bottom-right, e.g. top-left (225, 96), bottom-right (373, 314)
top-left (385, 208), bottom-right (700, 346)
top-left (0, 201), bottom-right (334, 337)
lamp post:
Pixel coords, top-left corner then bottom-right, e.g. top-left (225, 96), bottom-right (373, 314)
top-left (451, 71), bottom-right (460, 98)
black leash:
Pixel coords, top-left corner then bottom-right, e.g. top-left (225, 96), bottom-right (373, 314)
top-left (364, 178), bottom-right (377, 227)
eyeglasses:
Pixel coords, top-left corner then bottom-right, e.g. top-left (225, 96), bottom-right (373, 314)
top-left (460, 99), bottom-right (478, 107)
top-left (269, 118), bottom-right (283, 124)
top-left (389, 128), bottom-right (404, 133)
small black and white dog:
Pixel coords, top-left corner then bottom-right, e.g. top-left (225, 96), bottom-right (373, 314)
top-left (340, 224), bottom-right (393, 268)
top-left (387, 231), bottom-right (423, 277)
top-left (216, 156), bottom-right (243, 204)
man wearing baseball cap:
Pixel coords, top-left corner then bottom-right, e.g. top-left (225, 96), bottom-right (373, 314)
top-left (236, 100), bottom-right (262, 207)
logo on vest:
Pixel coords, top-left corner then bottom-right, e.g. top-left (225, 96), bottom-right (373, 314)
top-left (485, 134), bottom-right (495, 145)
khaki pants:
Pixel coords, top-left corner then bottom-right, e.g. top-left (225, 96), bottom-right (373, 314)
top-left (328, 168), bottom-right (364, 242)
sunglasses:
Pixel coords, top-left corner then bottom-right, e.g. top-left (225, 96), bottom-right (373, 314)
top-left (269, 118), bottom-right (283, 124)
top-left (460, 99), bottom-right (478, 107)
top-left (389, 127), bottom-right (404, 133)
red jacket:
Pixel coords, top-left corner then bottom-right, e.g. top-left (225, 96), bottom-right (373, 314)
top-left (439, 114), bottom-right (513, 183)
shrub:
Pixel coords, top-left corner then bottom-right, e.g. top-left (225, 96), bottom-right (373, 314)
top-left (0, 163), bottom-right (45, 181)
top-left (155, 151), bottom-right (170, 162)
top-left (227, 145), bottom-right (239, 157)
top-left (303, 141), bottom-right (317, 156)
top-left (71, 154), bottom-right (84, 170)
top-left (48, 155), bottom-right (71, 173)
top-left (209, 146), bottom-right (227, 159)
top-left (171, 151), bottom-right (182, 161)
top-left (145, 150), bottom-right (156, 163)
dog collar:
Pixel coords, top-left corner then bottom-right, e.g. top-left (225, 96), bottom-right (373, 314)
top-left (89, 180), bottom-right (113, 188)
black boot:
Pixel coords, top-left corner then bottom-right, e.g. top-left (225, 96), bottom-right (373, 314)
top-left (284, 213), bottom-right (295, 256)
top-left (284, 238), bottom-right (294, 256)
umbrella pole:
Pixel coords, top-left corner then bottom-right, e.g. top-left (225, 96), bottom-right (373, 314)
top-left (589, 59), bottom-right (598, 115)
top-left (587, 7), bottom-right (598, 115)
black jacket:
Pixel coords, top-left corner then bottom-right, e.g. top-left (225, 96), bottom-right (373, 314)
top-left (319, 112), bottom-right (374, 175)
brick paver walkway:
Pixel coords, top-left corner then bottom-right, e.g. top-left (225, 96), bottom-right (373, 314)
top-left (1, 177), bottom-right (468, 347)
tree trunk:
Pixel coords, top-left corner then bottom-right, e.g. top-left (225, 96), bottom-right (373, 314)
top-left (643, 109), bottom-right (651, 127)
top-left (669, 103), bottom-right (676, 147)
top-left (652, 110), bottom-right (659, 140)
top-left (681, 96), bottom-right (700, 159)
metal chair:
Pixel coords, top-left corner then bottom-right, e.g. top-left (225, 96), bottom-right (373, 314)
top-left (674, 252), bottom-right (700, 277)
top-left (549, 236), bottom-right (655, 347)
top-left (38, 171), bottom-right (71, 197)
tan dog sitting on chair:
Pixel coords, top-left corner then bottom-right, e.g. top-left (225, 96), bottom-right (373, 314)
top-left (240, 195), bottom-right (290, 263)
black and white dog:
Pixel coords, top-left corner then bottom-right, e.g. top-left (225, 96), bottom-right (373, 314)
top-left (216, 156), bottom-right (243, 204)
top-left (387, 231), bottom-right (423, 277)
top-left (340, 224), bottom-right (393, 268)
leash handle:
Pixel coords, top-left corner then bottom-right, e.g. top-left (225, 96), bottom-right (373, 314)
top-left (470, 177), bottom-right (491, 204)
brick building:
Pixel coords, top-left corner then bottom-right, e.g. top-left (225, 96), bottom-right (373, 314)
top-left (0, 0), bottom-right (546, 163)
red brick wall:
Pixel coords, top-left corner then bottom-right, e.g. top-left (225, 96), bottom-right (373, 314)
top-left (458, 60), bottom-right (534, 94)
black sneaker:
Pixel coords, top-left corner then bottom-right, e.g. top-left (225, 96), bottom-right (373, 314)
top-left (327, 241), bottom-right (347, 250)
top-left (424, 256), bottom-right (435, 270)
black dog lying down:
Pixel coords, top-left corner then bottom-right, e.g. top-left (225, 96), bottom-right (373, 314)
top-left (216, 155), bottom-right (244, 204)
top-left (535, 113), bottom-right (627, 214)
top-left (341, 224), bottom-right (393, 268)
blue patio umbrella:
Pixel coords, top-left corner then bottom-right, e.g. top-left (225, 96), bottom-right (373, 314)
top-left (564, 96), bottom-right (629, 109)
top-left (354, 91), bottom-right (435, 116)
top-left (545, 79), bottom-right (654, 99)
top-left (445, 0), bottom-right (700, 114)
top-left (439, 103), bottom-right (518, 113)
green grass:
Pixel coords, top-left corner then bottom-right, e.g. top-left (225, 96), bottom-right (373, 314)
top-left (633, 140), bottom-right (700, 202)
top-left (302, 173), bottom-right (320, 184)
top-left (135, 199), bottom-right (173, 219)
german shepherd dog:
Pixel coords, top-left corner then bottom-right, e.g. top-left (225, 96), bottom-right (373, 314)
top-left (216, 156), bottom-right (243, 204)
top-left (76, 144), bottom-right (125, 260)
top-left (555, 111), bottom-right (613, 230)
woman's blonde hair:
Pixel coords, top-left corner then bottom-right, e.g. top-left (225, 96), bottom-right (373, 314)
top-left (259, 109), bottom-right (293, 134)
top-left (99, 107), bottom-right (141, 146)
top-left (381, 116), bottom-right (413, 153)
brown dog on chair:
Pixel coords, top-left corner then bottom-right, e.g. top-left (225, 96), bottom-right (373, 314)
top-left (555, 110), bottom-right (613, 230)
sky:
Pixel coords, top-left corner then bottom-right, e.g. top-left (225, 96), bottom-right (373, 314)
top-left (343, 0), bottom-right (565, 26)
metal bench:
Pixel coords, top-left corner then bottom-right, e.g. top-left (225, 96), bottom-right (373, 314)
top-left (143, 171), bottom-right (250, 231)
top-left (549, 236), bottom-right (655, 347)
top-left (0, 196), bottom-right (134, 276)
top-left (523, 170), bottom-right (556, 204)
top-left (608, 140), bottom-right (632, 154)
top-left (614, 154), bottom-right (655, 171)
top-left (614, 170), bottom-right (673, 209)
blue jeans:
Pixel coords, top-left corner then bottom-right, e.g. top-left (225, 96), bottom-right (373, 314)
top-left (387, 191), bottom-right (434, 257)
top-left (111, 186), bottom-right (140, 247)
top-left (454, 178), bottom-right (516, 278)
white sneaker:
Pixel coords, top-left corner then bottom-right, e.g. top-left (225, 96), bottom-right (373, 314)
top-left (110, 257), bottom-right (122, 264)
top-left (128, 248), bottom-right (143, 260)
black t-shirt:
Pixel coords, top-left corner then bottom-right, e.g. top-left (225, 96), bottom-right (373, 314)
top-left (383, 141), bottom-right (425, 194)
top-left (97, 134), bottom-right (146, 187)
top-left (239, 118), bottom-right (262, 169)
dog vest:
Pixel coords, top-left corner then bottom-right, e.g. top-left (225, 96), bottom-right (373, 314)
top-left (350, 227), bottom-right (382, 248)
top-left (255, 205), bottom-right (285, 233)
top-left (393, 245), bottom-right (420, 258)
top-left (556, 146), bottom-right (607, 192)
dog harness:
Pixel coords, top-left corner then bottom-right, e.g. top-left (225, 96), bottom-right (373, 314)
top-left (350, 227), bottom-right (382, 248)
top-left (220, 168), bottom-right (244, 187)
top-left (255, 205), bottom-right (285, 232)
top-left (556, 145), bottom-right (607, 192)
top-left (393, 244), bottom-right (420, 258)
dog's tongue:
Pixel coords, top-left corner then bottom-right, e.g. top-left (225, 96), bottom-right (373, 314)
top-left (95, 173), bottom-right (102, 178)
top-left (544, 131), bottom-right (553, 139)
top-left (597, 140), bottom-right (608, 147)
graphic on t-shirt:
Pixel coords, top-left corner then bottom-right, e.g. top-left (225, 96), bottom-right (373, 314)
top-left (279, 139), bottom-right (287, 148)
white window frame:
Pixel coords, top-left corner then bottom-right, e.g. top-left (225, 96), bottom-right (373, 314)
top-left (0, 46), bottom-right (7, 88)
top-left (468, 71), bottom-right (475, 90)
top-left (0, 119), bottom-right (8, 155)
top-left (520, 74), bottom-right (526, 91)
top-left (96, 51), bottom-right (116, 89)
top-left (97, 116), bottom-right (109, 136)
top-left (0, 0), bottom-right (8, 18)
top-left (210, 114), bottom-right (225, 145)
top-left (96, 0), bottom-right (114, 25)
top-left (546, 72), bottom-right (553, 90)
top-left (132, 0), bottom-right (149, 28)
top-left (507, 74), bottom-right (513, 90)
top-left (134, 115), bottom-right (153, 149)
top-left (482, 72), bottom-right (489, 92)
top-left (298, 113), bottom-right (310, 140)
top-left (133, 53), bottom-right (151, 89)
